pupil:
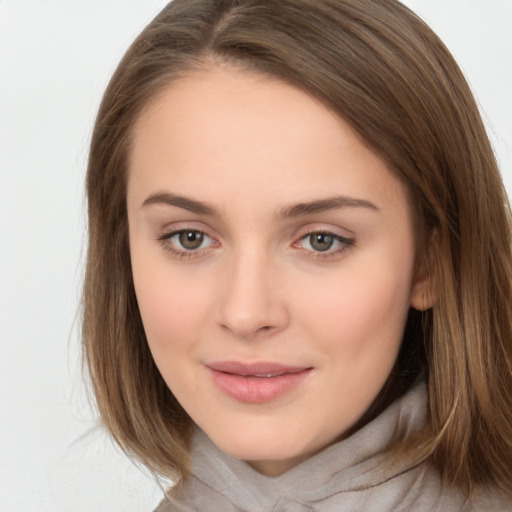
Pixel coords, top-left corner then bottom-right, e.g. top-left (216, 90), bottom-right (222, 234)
top-left (310, 233), bottom-right (333, 252)
top-left (179, 231), bottom-right (203, 249)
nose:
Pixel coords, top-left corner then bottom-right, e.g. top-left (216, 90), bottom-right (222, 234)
top-left (216, 246), bottom-right (289, 341)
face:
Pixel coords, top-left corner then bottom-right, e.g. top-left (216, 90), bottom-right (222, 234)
top-left (127, 67), bottom-right (428, 476)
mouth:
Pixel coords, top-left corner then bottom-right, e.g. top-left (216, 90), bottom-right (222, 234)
top-left (206, 361), bottom-right (313, 403)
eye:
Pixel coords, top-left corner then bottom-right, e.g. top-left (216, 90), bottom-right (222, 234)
top-left (159, 229), bottom-right (216, 256)
top-left (307, 233), bottom-right (336, 252)
top-left (177, 230), bottom-right (206, 250)
top-left (295, 231), bottom-right (354, 257)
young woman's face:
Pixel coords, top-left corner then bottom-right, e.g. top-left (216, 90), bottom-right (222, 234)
top-left (127, 67), bottom-right (428, 476)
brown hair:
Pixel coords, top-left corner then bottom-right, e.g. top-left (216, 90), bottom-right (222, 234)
top-left (83, 0), bottom-right (512, 494)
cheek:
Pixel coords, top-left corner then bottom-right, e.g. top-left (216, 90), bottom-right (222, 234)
top-left (130, 251), bottom-right (212, 358)
top-left (294, 254), bottom-right (414, 360)
top-left (131, 265), bottom-right (214, 402)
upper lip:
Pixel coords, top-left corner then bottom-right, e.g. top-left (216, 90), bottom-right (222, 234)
top-left (206, 361), bottom-right (311, 377)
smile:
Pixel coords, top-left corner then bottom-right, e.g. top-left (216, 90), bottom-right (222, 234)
top-left (206, 361), bottom-right (313, 403)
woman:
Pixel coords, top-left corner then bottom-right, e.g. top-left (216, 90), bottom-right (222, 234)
top-left (83, 0), bottom-right (512, 509)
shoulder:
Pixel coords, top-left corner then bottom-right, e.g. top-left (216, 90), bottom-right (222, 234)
top-left (152, 475), bottom-right (240, 512)
top-left (405, 464), bottom-right (512, 512)
top-left (367, 461), bottom-right (512, 512)
top-left (464, 488), bottom-right (512, 512)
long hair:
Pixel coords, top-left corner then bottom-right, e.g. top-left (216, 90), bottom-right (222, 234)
top-left (83, 0), bottom-right (512, 493)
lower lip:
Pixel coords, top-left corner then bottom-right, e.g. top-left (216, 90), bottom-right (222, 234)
top-left (208, 368), bottom-right (312, 403)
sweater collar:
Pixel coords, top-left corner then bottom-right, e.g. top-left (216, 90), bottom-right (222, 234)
top-left (187, 380), bottom-right (427, 511)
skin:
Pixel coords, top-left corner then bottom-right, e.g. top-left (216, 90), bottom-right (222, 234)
top-left (127, 67), bottom-right (430, 477)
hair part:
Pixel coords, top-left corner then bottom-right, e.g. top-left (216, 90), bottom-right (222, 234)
top-left (83, 0), bottom-right (512, 494)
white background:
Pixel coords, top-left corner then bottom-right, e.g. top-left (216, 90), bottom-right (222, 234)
top-left (0, 1), bottom-right (511, 511)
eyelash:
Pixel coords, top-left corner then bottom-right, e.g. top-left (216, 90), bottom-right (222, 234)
top-left (294, 230), bottom-right (355, 260)
top-left (158, 229), bottom-right (217, 260)
top-left (157, 228), bottom-right (355, 260)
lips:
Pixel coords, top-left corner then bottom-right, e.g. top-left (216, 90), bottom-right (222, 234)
top-left (206, 361), bottom-right (312, 403)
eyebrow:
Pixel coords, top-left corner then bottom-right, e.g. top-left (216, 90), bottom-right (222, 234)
top-left (142, 192), bottom-right (218, 215)
top-left (142, 192), bottom-right (379, 217)
top-left (277, 196), bottom-right (379, 218)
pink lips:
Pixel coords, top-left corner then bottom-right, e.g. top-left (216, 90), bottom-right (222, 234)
top-left (207, 361), bottom-right (312, 403)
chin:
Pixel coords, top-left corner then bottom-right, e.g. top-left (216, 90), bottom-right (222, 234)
top-left (202, 420), bottom-right (328, 473)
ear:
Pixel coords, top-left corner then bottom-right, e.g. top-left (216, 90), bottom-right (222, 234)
top-left (410, 230), bottom-right (438, 311)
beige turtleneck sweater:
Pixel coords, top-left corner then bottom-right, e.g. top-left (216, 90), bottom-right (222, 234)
top-left (155, 381), bottom-right (511, 511)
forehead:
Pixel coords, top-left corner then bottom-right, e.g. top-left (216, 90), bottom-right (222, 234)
top-left (131, 67), bottom-right (352, 162)
top-left (128, 67), bottom-right (409, 218)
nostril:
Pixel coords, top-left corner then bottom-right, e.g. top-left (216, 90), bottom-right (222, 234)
top-left (253, 325), bottom-right (272, 336)
top-left (219, 321), bottom-right (278, 341)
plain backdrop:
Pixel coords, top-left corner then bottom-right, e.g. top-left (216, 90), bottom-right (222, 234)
top-left (0, 1), bottom-right (511, 511)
